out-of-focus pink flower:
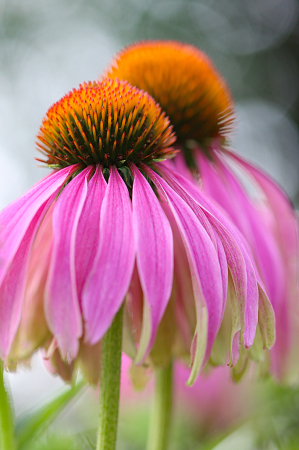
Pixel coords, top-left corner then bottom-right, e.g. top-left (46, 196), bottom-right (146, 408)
top-left (106, 41), bottom-right (299, 383)
top-left (0, 78), bottom-right (274, 384)
top-left (120, 354), bottom-right (255, 435)
top-left (175, 363), bottom-right (255, 434)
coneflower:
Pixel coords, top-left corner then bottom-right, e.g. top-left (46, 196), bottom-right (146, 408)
top-left (106, 40), bottom-right (299, 384)
top-left (0, 77), bottom-right (274, 450)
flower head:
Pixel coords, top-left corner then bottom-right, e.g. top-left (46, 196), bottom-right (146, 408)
top-left (105, 40), bottom-right (234, 146)
top-left (37, 79), bottom-right (176, 169)
top-left (105, 40), bottom-right (299, 382)
top-left (0, 77), bottom-right (274, 385)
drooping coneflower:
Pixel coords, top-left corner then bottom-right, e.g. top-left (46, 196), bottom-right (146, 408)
top-left (0, 77), bottom-right (274, 386)
top-left (106, 40), bottom-right (299, 382)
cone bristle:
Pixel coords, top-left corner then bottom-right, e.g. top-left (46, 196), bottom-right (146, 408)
top-left (37, 79), bottom-right (176, 169)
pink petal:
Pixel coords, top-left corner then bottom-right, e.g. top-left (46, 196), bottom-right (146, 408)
top-left (215, 233), bottom-right (228, 319)
top-left (125, 263), bottom-right (144, 357)
top-left (170, 201), bottom-right (198, 352)
top-left (200, 152), bottom-right (284, 310)
top-left (83, 166), bottom-right (135, 345)
top-left (130, 165), bottom-right (173, 363)
top-left (227, 151), bottom-right (298, 266)
top-left (227, 150), bottom-right (298, 379)
top-left (0, 168), bottom-right (75, 360)
top-left (75, 166), bottom-right (107, 300)
top-left (8, 205), bottom-right (54, 362)
top-left (45, 168), bottom-right (92, 360)
top-left (0, 209), bottom-right (49, 359)
top-left (145, 165), bottom-right (223, 383)
top-left (0, 166), bottom-right (77, 283)
top-left (158, 164), bottom-right (260, 351)
top-left (196, 153), bottom-right (251, 236)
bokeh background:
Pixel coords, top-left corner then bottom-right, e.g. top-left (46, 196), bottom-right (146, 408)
top-left (1, 1), bottom-right (299, 449)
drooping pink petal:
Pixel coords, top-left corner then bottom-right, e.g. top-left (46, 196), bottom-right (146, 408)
top-left (199, 152), bottom-right (284, 311)
top-left (227, 150), bottom-right (298, 379)
top-left (124, 263), bottom-right (144, 358)
top-left (227, 150), bottom-right (298, 266)
top-left (83, 166), bottom-right (135, 345)
top-left (196, 153), bottom-right (251, 237)
top-left (0, 208), bottom-right (49, 360)
top-left (75, 166), bottom-right (107, 301)
top-left (130, 165), bottom-right (173, 363)
top-left (215, 233), bottom-right (228, 319)
top-left (0, 166), bottom-right (77, 283)
top-left (144, 165), bottom-right (223, 384)
top-left (169, 200), bottom-right (198, 353)
top-left (171, 151), bottom-right (195, 182)
top-left (45, 168), bottom-right (93, 360)
top-left (158, 164), bottom-right (260, 353)
top-left (8, 204), bottom-right (54, 362)
top-left (0, 168), bottom-right (76, 360)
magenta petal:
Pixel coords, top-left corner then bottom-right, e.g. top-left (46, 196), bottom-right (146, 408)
top-left (131, 165), bottom-right (173, 362)
top-left (0, 166), bottom-right (76, 284)
top-left (45, 168), bottom-right (92, 360)
top-left (196, 152), bottom-right (251, 235)
top-left (227, 151), bottom-right (298, 265)
top-left (0, 207), bottom-right (49, 359)
top-left (227, 150), bottom-right (299, 378)
top-left (201, 152), bottom-right (284, 310)
top-left (145, 165), bottom-right (223, 381)
top-left (82, 166), bottom-right (135, 345)
top-left (215, 233), bottom-right (228, 319)
top-left (158, 164), bottom-right (259, 350)
top-left (75, 166), bottom-right (107, 300)
top-left (0, 167), bottom-right (75, 359)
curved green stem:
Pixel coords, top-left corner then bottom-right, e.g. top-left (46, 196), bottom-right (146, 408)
top-left (0, 361), bottom-right (16, 450)
top-left (146, 360), bottom-right (173, 450)
top-left (96, 305), bottom-right (124, 450)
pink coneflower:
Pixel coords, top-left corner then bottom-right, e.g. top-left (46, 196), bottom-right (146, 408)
top-left (106, 41), bottom-right (299, 382)
top-left (0, 77), bottom-right (274, 387)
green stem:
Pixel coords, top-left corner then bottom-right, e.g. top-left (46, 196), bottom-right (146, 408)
top-left (0, 361), bottom-right (16, 450)
top-left (146, 360), bottom-right (173, 450)
top-left (96, 305), bottom-right (124, 450)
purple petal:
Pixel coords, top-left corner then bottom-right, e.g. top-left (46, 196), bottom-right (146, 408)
top-left (0, 166), bottom-right (77, 283)
top-left (215, 233), bottom-right (228, 319)
top-left (130, 165), bottom-right (173, 363)
top-left (158, 164), bottom-right (260, 352)
top-left (82, 166), bottom-right (135, 345)
top-left (0, 208), bottom-right (49, 359)
top-left (0, 167), bottom-right (76, 360)
top-left (227, 150), bottom-right (298, 378)
top-left (200, 152), bottom-right (284, 310)
top-left (75, 166), bottom-right (107, 301)
top-left (145, 165), bottom-right (223, 384)
top-left (125, 263), bottom-right (144, 356)
top-left (45, 168), bottom-right (92, 360)
top-left (169, 200), bottom-right (197, 351)
top-left (8, 205), bottom-right (54, 361)
top-left (196, 153), bottom-right (251, 236)
top-left (227, 151), bottom-right (298, 267)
